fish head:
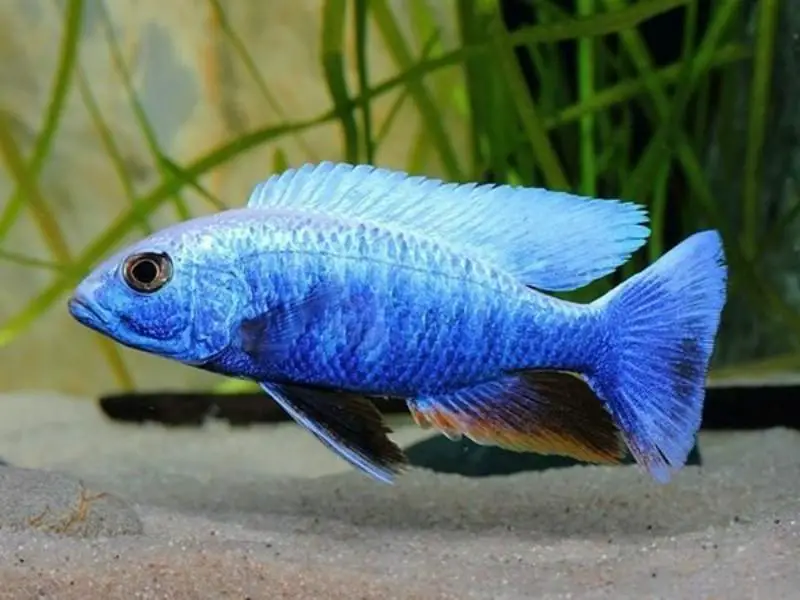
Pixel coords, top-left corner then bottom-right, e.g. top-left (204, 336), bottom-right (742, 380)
top-left (67, 215), bottom-right (250, 364)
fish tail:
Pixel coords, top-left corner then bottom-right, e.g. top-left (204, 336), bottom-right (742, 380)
top-left (587, 230), bottom-right (727, 483)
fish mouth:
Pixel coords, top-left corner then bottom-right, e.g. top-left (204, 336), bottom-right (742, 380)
top-left (67, 295), bottom-right (107, 333)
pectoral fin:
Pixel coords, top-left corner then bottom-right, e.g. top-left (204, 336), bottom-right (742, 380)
top-left (239, 281), bottom-right (341, 361)
top-left (259, 382), bottom-right (408, 483)
top-left (408, 371), bottom-right (626, 464)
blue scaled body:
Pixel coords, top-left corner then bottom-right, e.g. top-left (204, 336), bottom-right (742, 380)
top-left (68, 162), bottom-right (728, 485)
top-left (184, 208), bottom-right (600, 394)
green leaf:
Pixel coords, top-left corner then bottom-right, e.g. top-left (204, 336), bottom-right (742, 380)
top-left (491, 13), bottom-right (569, 190)
top-left (76, 67), bottom-right (153, 235)
top-left (272, 147), bottom-right (290, 173)
top-left (322, 0), bottom-right (359, 163)
top-left (742, 0), bottom-right (779, 258)
top-left (0, 0), bottom-right (83, 242)
top-left (354, 0), bottom-right (374, 163)
top-left (370, 0), bottom-right (463, 178)
top-left (207, 0), bottom-right (320, 161)
top-left (96, 2), bottom-right (193, 222)
top-left (577, 0), bottom-right (598, 197)
top-left (0, 110), bottom-right (134, 390)
top-left (0, 114), bottom-right (334, 347)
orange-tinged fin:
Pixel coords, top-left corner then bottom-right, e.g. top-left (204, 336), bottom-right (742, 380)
top-left (408, 371), bottom-right (626, 464)
top-left (409, 404), bottom-right (462, 441)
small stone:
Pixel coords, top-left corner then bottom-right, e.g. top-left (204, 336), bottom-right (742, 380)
top-left (0, 467), bottom-right (142, 538)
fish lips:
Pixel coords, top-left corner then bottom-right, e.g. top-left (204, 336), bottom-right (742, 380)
top-left (67, 294), bottom-right (109, 335)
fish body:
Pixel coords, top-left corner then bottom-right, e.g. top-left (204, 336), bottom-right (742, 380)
top-left (69, 162), bottom-right (727, 485)
top-left (168, 209), bottom-right (596, 395)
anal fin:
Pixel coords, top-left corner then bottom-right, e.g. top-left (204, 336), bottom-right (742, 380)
top-left (409, 404), bottom-right (463, 441)
top-left (259, 382), bottom-right (408, 483)
top-left (408, 371), bottom-right (626, 464)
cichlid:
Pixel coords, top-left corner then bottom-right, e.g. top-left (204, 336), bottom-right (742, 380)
top-left (68, 162), bottom-right (727, 484)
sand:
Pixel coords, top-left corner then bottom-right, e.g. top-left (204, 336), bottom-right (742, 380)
top-left (0, 391), bottom-right (798, 599)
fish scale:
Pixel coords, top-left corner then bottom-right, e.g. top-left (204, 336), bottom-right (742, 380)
top-left (195, 209), bottom-right (552, 393)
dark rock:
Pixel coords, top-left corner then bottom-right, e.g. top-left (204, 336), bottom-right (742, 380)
top-left (405, 437), bottom-right (702, 478)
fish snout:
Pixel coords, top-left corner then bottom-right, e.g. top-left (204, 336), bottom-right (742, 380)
top-left (67, 279), bottom-right (106, 329)
top-left (67, 294), bottom-right (98, 327)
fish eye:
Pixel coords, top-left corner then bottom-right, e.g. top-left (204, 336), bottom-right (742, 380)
top-left (122, 252), bottom-right (173, 293)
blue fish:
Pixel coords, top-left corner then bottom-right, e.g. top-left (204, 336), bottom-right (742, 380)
top-left (68, 162), bottom-right (727, 484)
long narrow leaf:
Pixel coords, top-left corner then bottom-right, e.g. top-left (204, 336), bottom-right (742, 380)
top-left (0, 249), bottom-right (63, 271)
top-left (0, 114), bottom-right (334, 346)
top-left (546, 45), bottom-right (749, 129)
top-left (742, 0), bottom-right (779, 257)
top-left (354, 0), bottom-right (374, 162)
top-left (0, 111), bottom-right (134, 389)
top-left (577, 0), bottom-right (597, 196)
top-left (0, 0), bottom-right (83, 242)
top-left (491, 15), bottom-right (569, 190)
top-left (321, 0), bottom-right (359, 163)
top-left (603, 0), bottom-right (738, 231)
top-left (361, 0), bottom-right (692, 115)
top-left (96, 3), bottom-right (193, 221)
top-left (76, 68), bottom-right (153, 235)
top-left (374, 32), bottom-right (441, 151)
top-left (206, 0), bottom-right (320, 161)
top-left (370, 0), bottom-right (462, 178)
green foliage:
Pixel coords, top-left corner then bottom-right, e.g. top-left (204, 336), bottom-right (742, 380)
top-left (0, 0), bottom-right (795, 390)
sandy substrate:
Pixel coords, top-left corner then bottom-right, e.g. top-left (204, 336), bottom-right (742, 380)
top-left (0, 391), bottom-right (798, 599)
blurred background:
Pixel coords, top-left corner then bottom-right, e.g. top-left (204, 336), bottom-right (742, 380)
top-left (0, 0), bottom-right (797, 410)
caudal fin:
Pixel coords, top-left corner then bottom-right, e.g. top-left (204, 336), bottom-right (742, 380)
top-left (588, 230), bottom-right (727, 483)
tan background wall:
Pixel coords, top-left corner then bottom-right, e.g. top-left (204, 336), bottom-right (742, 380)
top-left (0, 0), bottom-right (469, 396)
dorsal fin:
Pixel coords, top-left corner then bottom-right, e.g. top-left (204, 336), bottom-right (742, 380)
top-left (246, 162), bottom-right (650, 292)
